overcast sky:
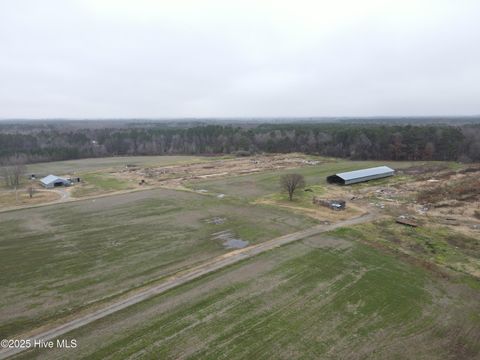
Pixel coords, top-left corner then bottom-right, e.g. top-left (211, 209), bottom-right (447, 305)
top-left (1, 0), bottom-right (479, 118)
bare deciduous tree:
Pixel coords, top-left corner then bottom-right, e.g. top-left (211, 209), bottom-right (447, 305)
top-left (1, 156), bottom-right (27, 188)
top-left (27, 186), bottom-right (35, 198)
top-left (280, 173), bottom-right (305, 201)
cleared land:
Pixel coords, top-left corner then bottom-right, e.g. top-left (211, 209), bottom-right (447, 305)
top-left (0, 213), bottom-right (373, 359)
top-left (1, 156), bottom-right (211, 209)
top-left (16, 234), bottom-right (480, 359)
top-left (1, 154), bottom-right (454, 209)
top-left (185, 159), bottom-right (423, 199)
top-left (0, 188), bottom-right (319, 339)
top-left (1, 155), bottom-right (479, 359)
top-left (25, 156), bottom-right (211, 176)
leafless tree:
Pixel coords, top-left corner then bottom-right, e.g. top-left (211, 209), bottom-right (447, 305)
top-left (280, 173), bottom-right (306, 201)
top-left (1, 155), bottom-right (27, 188)
top-left (27, 186), bottom-right (35, 198)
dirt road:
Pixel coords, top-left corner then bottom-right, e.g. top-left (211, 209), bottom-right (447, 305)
top-left (0, 212), bottom-right (376, 359)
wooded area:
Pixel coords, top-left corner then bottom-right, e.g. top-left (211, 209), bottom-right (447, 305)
top-left (0, 122), bottom-right (479, 164)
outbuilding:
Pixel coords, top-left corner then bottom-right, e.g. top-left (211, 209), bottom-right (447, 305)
top-left (327, 166), bottom-right (395, 185)
top-left (40, 175), bottom-right (71, 188)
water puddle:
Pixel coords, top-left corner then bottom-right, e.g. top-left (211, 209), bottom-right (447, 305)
top-left (212, 230), bottom-right (249, 249)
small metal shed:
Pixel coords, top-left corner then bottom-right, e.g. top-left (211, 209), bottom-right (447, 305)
top-left (312, 197), bottom-right (346, 211)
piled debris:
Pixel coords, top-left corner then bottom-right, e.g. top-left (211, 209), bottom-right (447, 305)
top-left (374, 187), bottom-right (398, 201)
top-left (313, 196), bottom-right (346, 211)
top-left (116, 154), bottom-right (327, 187)
top-left (205, 217), bottom-right (226, 225)
top-left (396, 215), bottom-right (419, 227)
top-left (303, 160), bottom-right (320, 165)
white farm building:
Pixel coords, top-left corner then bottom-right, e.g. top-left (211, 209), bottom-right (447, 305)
top-left (327, 166), bottom-right (395, 185)
top-left (40, 175), bottom-right (71, 188)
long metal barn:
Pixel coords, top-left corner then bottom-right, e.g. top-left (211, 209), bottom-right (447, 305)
top-left (327, 166), bottom-right (395, 185)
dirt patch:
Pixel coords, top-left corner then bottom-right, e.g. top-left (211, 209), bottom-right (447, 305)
top-left (114, 154), bottom-right (326, 189)
top-left (350, 164), bottom-right (480, 239)
top-left (399, 164), bottom-right (450, 175)
top-left (417, 175), bottom-right (480, 204)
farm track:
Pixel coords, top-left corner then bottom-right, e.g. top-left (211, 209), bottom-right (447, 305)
top-left (0, 186), bottom-right (156, 214)
top-left (0, 212), bottom-right (376, 359)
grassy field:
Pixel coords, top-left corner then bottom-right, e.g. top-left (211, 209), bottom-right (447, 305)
top-left (186, 159), bottom-right (420, 200)
top-left (0, 189), bottom-right (319, 338)
top-left (331, 219), bottom-right (480, 279)
top-left (0, 189), bottom-right (60, 207)
top-left (71, 173), bottom-right (134, 197)
top-left (26, 155), bottom-right (217, 177)
top-left (2, 156), bottom-right (479, 359)
top-left (1, 156), bottom-right (220, 207)
top-left (254, 184), bottom-right (364, 221)
top-left (20, 234), bottom-right (480, 359)
top-left (260, 184), bottom-right (326, 208)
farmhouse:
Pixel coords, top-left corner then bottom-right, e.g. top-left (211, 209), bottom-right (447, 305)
top-left (40, 175), bottom-right (71, 188)
top-left (327, 166), bottom-right (394, 185)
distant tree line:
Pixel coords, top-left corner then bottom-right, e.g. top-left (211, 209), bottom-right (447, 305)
top-left (0, 123), bottom-right (479, 164)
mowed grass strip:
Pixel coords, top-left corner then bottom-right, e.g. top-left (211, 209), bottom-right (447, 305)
top-left (20, 238), bottom-right (480, 360)
top-left (0, 189), bottom-right (319, 338)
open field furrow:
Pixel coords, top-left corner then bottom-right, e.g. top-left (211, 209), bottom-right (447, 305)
top-left (0, 213), bottom-right (375, 359)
